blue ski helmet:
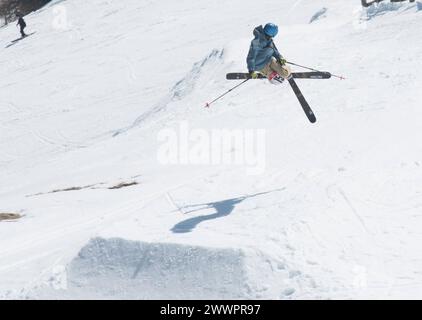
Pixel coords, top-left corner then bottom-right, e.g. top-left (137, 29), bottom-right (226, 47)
top-left (263, 23), bottom-right (278, 37)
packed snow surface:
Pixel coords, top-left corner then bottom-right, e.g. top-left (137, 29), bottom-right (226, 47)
top-left (0, 0), bottom-right (421, 299)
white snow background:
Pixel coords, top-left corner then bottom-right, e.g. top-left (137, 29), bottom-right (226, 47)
top-left (0, 0), bottom-right (422, 299)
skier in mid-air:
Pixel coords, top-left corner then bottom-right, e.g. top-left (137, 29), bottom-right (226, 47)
top-left (247, 23), bottom-right (291, 82)
top-left (214, 22), bottom-right (342, 122)
top-left (16, 13), bottom-right (27, 38)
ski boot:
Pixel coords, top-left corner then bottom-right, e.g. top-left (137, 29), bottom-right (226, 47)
top-left (267, 71), bottom-right (285, 85)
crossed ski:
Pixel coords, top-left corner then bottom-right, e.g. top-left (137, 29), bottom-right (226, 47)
top-left (208, 66), bottom-right (343, 122)
top-left (226, 71), bottom-right (331, 80)
top-left (226, 71), bottom-right (322, 123)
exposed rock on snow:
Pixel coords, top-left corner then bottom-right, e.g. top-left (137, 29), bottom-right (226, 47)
top-left (0, 213), bottom-right (22, 222)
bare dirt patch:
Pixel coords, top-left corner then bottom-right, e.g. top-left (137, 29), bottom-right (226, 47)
top-left (108, 181), bottom-right (138, 190)
top-left (0, 213), bottom-right (22, 222)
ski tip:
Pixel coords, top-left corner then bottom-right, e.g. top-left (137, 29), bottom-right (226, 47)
top-left (308, 112), bottom-right (317, 123)
top-left (205, 102), bottom-right (210, 108)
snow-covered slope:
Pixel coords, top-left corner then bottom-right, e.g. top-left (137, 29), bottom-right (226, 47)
top-left (1, 0), bottom-right (421, 299)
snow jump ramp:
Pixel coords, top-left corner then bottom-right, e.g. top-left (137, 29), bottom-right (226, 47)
top-left (33, 237), bottom-right (278, 299)
top-left (32, 237), bottom-right (313, 299)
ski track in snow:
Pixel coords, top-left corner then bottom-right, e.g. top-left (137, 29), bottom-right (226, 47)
top-left (309, 8), bottom-right (328, 24)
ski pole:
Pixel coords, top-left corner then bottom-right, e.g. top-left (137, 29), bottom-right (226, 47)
top-left (286, 61), bottom-right (346, 80)
top-left (271, 40), bottom-right (345, 80)
top-left (204, 79), bottom-right (249, 108)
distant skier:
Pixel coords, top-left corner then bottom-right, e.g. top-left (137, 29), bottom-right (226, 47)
top-left (16, 13), bottom-right (27, 38)
top-left (247, 23), bottom-right (291, 82)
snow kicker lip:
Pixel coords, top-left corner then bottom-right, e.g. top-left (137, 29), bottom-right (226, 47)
top-left (34, 237), bottom-right (251, 299)
top-left (28, 237), bottom-right (316, 299)
top-left (112, 49), bottom-right (225, 137)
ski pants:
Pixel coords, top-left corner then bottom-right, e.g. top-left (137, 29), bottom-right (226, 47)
top-left (20, 26), bottom-right (26, 37)
top-left (259, 57), bottom-right (291, 79)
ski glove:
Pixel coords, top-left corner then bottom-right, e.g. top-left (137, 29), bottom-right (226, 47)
top-left (249, 71), bottom-right (259, 79)
top-left (278, 58), bottom-right (287, 66)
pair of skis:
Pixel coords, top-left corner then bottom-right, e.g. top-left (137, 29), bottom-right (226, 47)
top-left (226, 71), bottom-right (330, 123)
top-left (5, 32), bottom-right (36, 48)
top-left (226, 71), bottom-right (331, 80)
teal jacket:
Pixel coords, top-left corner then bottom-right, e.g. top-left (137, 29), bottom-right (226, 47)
top-left (247, 25), bottom-right (282, 72)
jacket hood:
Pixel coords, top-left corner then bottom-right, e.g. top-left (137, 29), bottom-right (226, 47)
top-left (253, 25), bottom-right (266, 39)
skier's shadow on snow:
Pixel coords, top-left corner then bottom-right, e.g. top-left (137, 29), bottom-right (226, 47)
top-left (171, 188), bottom-right (285, 234)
